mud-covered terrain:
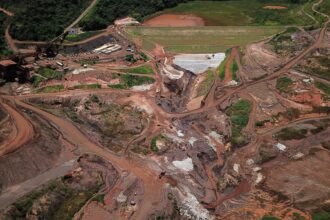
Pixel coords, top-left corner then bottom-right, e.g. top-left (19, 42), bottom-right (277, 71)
top-left (28, 94), bottom-right (149, 153)
top-left (0, 0), bottom-right (329, 219)
top-left (0, 105), bottom-right (63, 192)
top-left (1, 154), bottom-right (118, 220)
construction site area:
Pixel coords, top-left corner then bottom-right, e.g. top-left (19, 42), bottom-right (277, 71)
top-left (0, 0), bottom-right (330, 219)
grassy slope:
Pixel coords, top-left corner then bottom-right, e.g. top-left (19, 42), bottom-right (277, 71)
top-left (126, 26), bottom-right (284, 53)
top-left (125, 0), bottom-right (318, 53)
top-left (64, 30), bottom-right (103, 43)
top-left (226, 99), bottom-right (252, 147)
top-left (0, 13), bottom-right (12, 56)
top-left (150, 0), bottom-right (313, 26)
top-left (9, 0), bottom-right (92, 41)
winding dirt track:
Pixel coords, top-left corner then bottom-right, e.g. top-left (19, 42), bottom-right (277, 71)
top-left (0, 0), bottom-right (328, 218)
top-left (0, 100), bottom-right (34, 156)
top-left (0, 7), bottom-right (13, 17)
top-left (7, 99), bottom-right (166, 219)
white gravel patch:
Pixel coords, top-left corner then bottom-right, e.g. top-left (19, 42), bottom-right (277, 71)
top-left (233, 164), bottom-right (240, 173)
top-left (209, 131), bottom-right (223, 144)
top-left (275, 143), bottom-right (287, 152)
top-left (178, 186), bottom-right (214, 220)
top-left (227, 80), bottom-right (238, 86)
top-left (292, 152), bottom-right (304, 160)
top-left (116, 192), bottom-right (127, 203)
top-left (131, 84), bottom-right (153, 91)
top-left (72, 68), bottom-right (94, 75)
top-left (172, 157), bottom-right (194, 172)
top-left (256, 173), bottom-right (264, 184)
top-left (177, 130), bottom-right (185, 137)
top-left (165, 133), bottom-right (184, 144)
top-left (173, 53), bottom-right (225, 74)
top-left (188, 137), bottom-right (197, 146)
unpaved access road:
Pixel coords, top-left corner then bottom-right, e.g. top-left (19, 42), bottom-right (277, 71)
top-left (0, 7), bottom-right (13, 16)
top-left (9, 98), bottom-right (167, 220)
top-left (0, 100), bottom-right (34, 156)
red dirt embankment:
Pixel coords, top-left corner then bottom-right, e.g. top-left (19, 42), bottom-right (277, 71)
top-left (224, 47), bottom-right (238, 83)
top-left (143, 14), bottom-right (205, 27)
top-left (263, 5), bottom-right (288, 10)
top-left (0, 102), bottom-right (34, 156)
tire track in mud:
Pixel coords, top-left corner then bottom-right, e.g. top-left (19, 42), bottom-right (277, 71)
top-left (0, 101), bottom-right (35, 156)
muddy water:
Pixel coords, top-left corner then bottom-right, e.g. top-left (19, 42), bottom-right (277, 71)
top-left (144, 14), bottom-right (205, 27)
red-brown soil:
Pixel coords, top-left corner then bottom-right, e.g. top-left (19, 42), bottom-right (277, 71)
top-left (263, 5), bottom-right (288, 10)
top-left (224, 47), bottom-right (238, 83)
top-left (143, 14), bottom-right (205, 27)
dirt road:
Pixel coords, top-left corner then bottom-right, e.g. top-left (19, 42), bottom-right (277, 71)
top-left (0, 100), bottom-right (34, 156)
top-left (54, 0), bottom-right (99, 42)
top-left (11, 98), bottom-right (167, 219)
top-left (5, 26), bottom-right (18, 53)
top-left (0, 7), bottom-right (13, 17)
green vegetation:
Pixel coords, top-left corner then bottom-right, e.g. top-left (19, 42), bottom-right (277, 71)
top-left (33, 67), bottom-right (64, 86)
top-left (38, 67), bottom-right (64, 79)
top-left (315, 81), bottom-right (330, 95)
top-left (278, 108), bottom-right (300, 120)
top-left (79, 0), bottom-right (188, 30)
top-left (157, 0), bottom-right (311, 26)
top-left (92, 194), bottom-right (105, 204)
top-left (299, 55), bottom-right (330, 81)
top-left (73, 84), bottom-right (101, 90)
top-left (261, 215), bottom-right (281, 220)
top-left (197, 69), bottom-right (215, 96)
top-left (131, 146), bottom-right (151, 155)
top-left (312, 211), bottom-right (330, 220)
top-left (108, 74), bottom-right (155, 89)
top-left (5, 177), bottom-right (102, 220)
top-left (230, 59), bottom-right (238, 81)
top-left (125, 54), bottom-right (137, 63)
top-left (269, 27), bottom-right (302, 54)
top-left (292, 212), bottom-right (306, 220)
top-left (126, 26), bottom-right (285, 53)
top-left (218, 48), bottom-right (231, 80)
top-left (9, 0), bottom-right (92, 41)
top-left (151, 136), bottom-right (160, 152)
top-left (36, 85), bottom-right (64, 93)
top-left (276, 127), bottom-right (307, 140)
top-left (0, 13), bottom-right (12, 57)
top-left (226, 99), bottom-right (252, 147)
top-left (255, 119), bottom-right (270, 127)
top-left (64, 30), bottom-right (102, 42)
top-left (276, 76), bottom-right (293, 93)
top-left (124, 65), bottom-right (154, 75)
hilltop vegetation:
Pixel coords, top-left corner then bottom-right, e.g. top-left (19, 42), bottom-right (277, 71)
top-left (8, 0), bottom-right (92, 41)
top-left (79, 0), bottom-right (190, 30)
top-left (155, 0), bottom-right (312, 26)
top-left (0, 0), bottom-right (320, 41)
top-left (0, 13), bottom-right (12, 56)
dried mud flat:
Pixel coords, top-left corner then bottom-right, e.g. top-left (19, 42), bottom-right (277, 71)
top-left (143, 14), bottom-right (205, 27)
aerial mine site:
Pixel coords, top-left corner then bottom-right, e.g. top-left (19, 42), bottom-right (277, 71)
top-left (0, 0), bottom-right (329, 219)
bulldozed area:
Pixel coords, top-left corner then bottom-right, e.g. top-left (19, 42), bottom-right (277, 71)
top-left (27, 94), bottom-right (149, 154)
top-left (0, 0), bottom-right (329, 219)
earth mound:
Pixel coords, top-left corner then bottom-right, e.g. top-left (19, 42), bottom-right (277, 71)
top-left (143, 14), bottom-right (205, 27)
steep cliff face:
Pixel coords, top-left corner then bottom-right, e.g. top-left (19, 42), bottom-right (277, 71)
top-left (157, 63), bottom-right (196, 112)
